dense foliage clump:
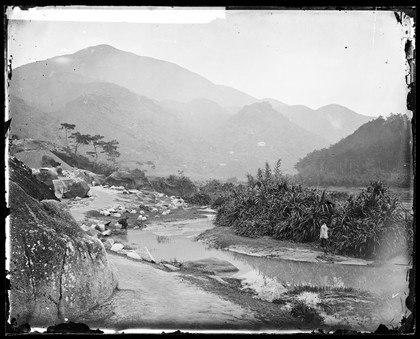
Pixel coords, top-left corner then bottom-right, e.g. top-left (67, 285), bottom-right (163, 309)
top-left (214, 160), bottom-right (413, 259)
top-left (290, 300), bottom-right (324, 325)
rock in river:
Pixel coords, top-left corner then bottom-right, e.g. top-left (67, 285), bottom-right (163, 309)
top-left (183, 257), bottom-right (239, 274)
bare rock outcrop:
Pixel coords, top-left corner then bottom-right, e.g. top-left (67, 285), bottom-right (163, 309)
top-left (8, 156), bottom-right (58, 201)
top-left (8, 181), bottom-right (118, 326)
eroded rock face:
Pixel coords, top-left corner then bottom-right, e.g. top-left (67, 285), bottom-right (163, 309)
top-left (8, 156), bottom-right (58, 201)
top-left (8, 181), bottom-right (118, 326)
top-left (32, 167), bottom-right (58, 190)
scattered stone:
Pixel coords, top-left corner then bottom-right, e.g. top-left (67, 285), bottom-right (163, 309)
top-left (133, 226), bottom-right (140, 230)
top-left (110, 243), bottom-right (124, 252)
top-left (136, 247), bottom-right (156, 263)
top-left (102, 238), bottom-right (115, 250)
top-left (208, 275), bottom-right (230, 286)
top-left (163, 263), bottom-right (180, 271)
top-left (94, 224), bottom-right (106, 232)
top-left (126, 251), bottom-right (142, 260)
top-left (74, 196), bottom-right (82, 201)
top-left (87, 228), bottom-right (101, 238)
top-left (80, 225), bottom-right (90, 232)
top-left (101, 230), bottom-right (112, 236)
top-left (112, 213), bottom-right (122, 218)
top-left (183, 257), bottom-right (239, 274)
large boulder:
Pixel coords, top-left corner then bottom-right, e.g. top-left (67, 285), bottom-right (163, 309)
top-left (78, 170), bottom-right (105, 186)
top-left (8, 156), bottom-right (58, 201)
top-left (182, 257), bottom-right (239, 274)
top-left (61, 179), bottom-right (90, 199)
top-left (150, 175), bottom-right (197, 198)
top-left (105, 169), bottom-right (152, 190)
top-left (8, 181), bottom-right (118, 327)
top-left (32, 167), bottom-right (58, 190)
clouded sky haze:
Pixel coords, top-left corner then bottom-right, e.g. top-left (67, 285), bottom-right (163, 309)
top-left (7, 7), bottom-right (412, 117)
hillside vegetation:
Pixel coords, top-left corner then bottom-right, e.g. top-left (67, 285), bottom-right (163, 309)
top-left (294, 114), bottom-right (412, 188)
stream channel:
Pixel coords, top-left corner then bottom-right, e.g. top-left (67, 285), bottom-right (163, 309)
top-left (121, 211), bottom-right (411, 330)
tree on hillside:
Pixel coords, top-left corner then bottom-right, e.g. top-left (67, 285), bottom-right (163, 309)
top-left (100, 139), bottom-right (120, 165)
top-left (88, 134), bottom-right (105, 161)
top-left (59, 123), bottom-right (76, 149)
top-left (69, 132), bottom-right (93, 155)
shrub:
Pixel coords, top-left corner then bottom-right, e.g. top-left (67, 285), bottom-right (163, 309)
top-left (184, 192), bottom-right (212, 206)
top-left (290, 300), bottom-right (324, 325)
top-left (214, 162), bottom-right (413, 260)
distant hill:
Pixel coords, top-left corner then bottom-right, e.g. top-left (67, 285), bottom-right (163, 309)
top-left (8, 95), bottom-right (60, 140)
top-left (259, 97), bottom-right (288, 108)
top-left (11, 44), bottom-right (257, 108)
top-left (206, 102), bottom-right (330, 177)
top-left (269, 103), bottom-right (374, 144)
top-left (159, 98), bottom-right (230, 137)
top-left (8, 44), bottom-right (380, 181)
top-left (295, 114), bottom-right (412, 187)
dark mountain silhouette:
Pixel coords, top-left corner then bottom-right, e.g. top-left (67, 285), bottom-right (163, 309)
top-left (295, 114), bottom-right (412, 187)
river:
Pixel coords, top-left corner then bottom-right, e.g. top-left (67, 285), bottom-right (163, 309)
top-left (123, 213), bottom-right (411, 330)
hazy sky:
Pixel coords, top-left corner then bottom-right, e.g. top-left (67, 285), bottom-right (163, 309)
top-left (6, 7), bottom-right (412, 117)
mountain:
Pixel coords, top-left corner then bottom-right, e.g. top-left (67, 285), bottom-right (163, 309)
top-left (8, 95), bottom-right (60, 140)
top-left (9, 44), bottom-right (373, 181)
top-left (159, 98), bottom-right (230, 137)
top-left (269, 103), bottom-right (373, 144)
top-left (259, 98), bottom-right (288, 107)
top-left (205, 102), bottom-right (330, 178)
top-left (9, 79), bottom-right (216, 176)
top-left (295, 114), bottom-right (412, 187)
top-left (10, 44), bottom-right (257, 108)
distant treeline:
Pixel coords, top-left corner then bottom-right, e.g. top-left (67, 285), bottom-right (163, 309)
top-left (294, 114), bottom-right (412, 188)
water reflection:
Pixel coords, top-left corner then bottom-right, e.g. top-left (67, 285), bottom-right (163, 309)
top-left (225, 251), bottom-right (409, 298)
top-left (126, 217), bottom-right (409, 318)
top-left (124, 215), bottom-right (411, 331)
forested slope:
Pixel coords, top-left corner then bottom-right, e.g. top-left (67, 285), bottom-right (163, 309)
top-left (294, 114), bottom-right (412, 187)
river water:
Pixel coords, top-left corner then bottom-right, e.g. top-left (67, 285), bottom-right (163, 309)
top-left (125, 212), bottom-right (411, 330)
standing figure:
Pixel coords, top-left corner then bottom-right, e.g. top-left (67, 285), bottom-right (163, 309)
top-left (118, 216), bottom-right (129, 230)
top-left (320, 223), bottom-right (329, 248)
